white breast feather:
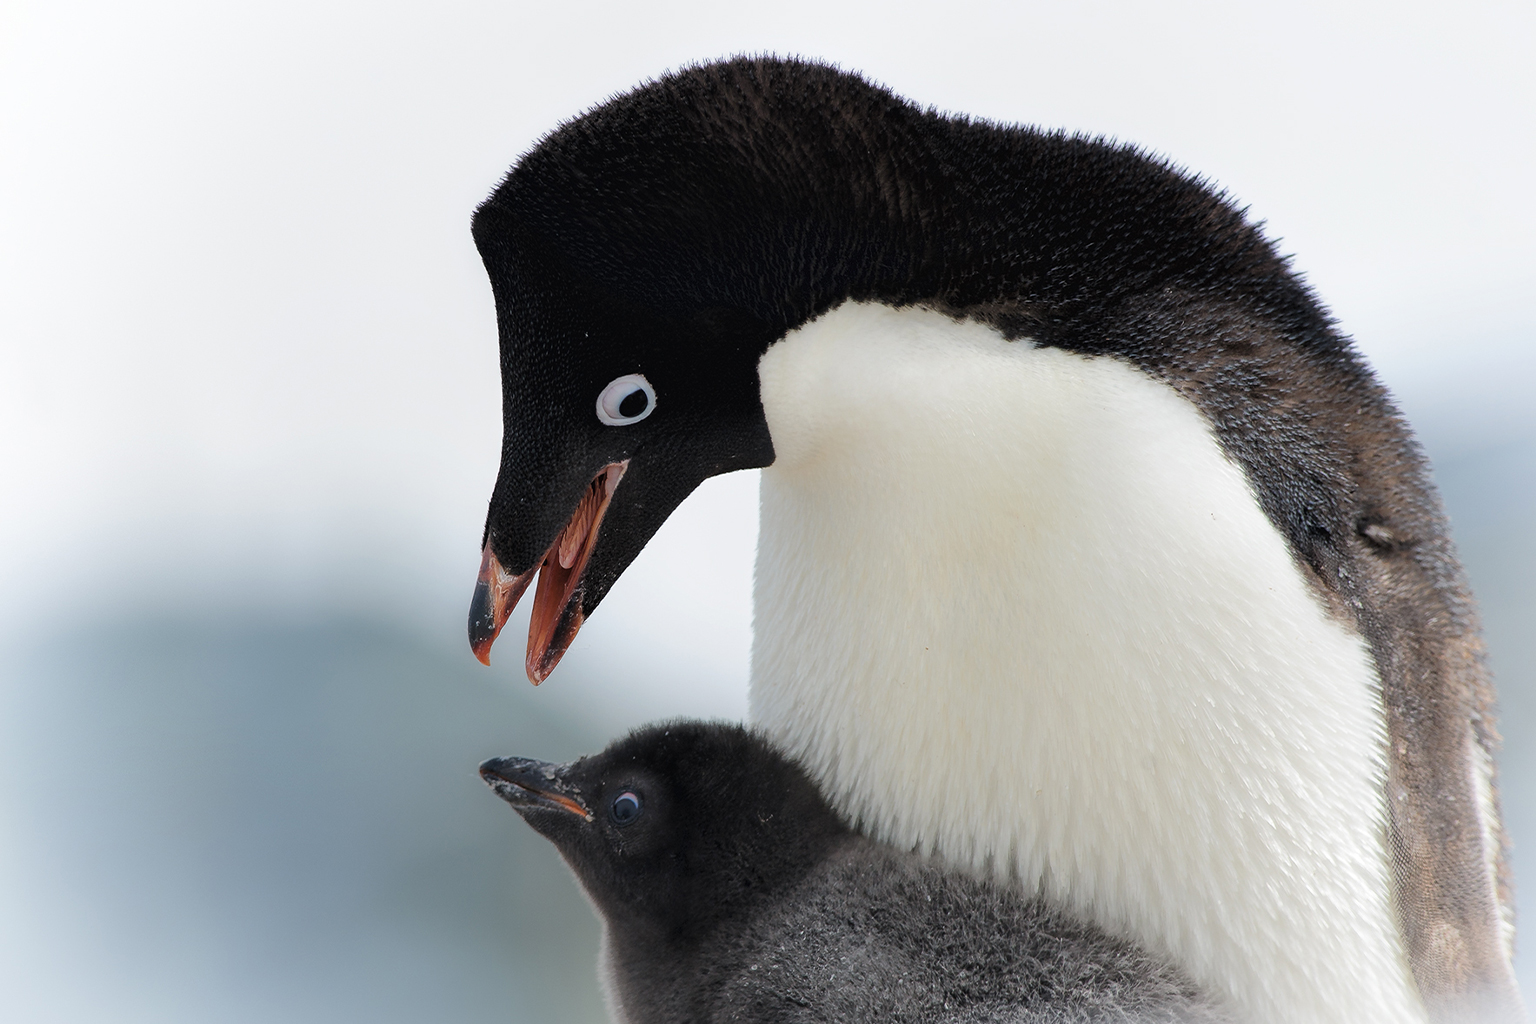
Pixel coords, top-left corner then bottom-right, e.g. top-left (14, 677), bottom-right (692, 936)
top-left (750, 301), bottom-right (1424, 1024)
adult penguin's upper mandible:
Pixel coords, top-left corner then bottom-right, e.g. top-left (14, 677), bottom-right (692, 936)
top-left (465, 58), bottom-right (1521, 1023)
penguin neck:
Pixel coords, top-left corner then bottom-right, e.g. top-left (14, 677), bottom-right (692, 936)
top-left (749, 302), bottom-right (1424, 1024)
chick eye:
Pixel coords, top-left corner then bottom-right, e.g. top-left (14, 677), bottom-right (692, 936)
top-left (596, 374), bottom-right (655, 426)
top-left (610, 791), bottom-right (643, 826)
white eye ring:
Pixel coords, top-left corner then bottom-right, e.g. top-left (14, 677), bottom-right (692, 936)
top-left (596, 374), bottom-right (656, 426)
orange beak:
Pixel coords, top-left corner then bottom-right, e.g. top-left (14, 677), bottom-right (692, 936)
top-left (468, 461), bottom-right (628, 683)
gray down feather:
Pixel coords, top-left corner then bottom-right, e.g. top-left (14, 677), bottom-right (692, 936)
top-left (608, 840), bottom-right (1229, 1024)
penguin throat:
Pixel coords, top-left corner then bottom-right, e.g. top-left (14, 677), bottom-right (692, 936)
top-left (749, 302), bottom-right (1424, 1024)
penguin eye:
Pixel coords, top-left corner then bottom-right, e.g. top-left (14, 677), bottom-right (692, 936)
top-left (596, 374), bottom-right (656, 426)
top-left (609, 790), bottom-right (643, 826)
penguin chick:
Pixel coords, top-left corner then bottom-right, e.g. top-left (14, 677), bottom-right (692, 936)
top-left (481, 721), bottom-right (1230, 1023)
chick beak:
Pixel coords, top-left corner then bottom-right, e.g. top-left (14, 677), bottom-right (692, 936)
top-left (467, 461), bottom-right (629, 683)
top-left (479, 756), bottom-right (592, 820)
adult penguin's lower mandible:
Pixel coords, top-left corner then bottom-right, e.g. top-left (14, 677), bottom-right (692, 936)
top-left (464, 58), bottom-right (1521, 1024)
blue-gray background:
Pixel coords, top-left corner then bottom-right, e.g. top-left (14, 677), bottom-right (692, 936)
top-left (1, 2), bottom-right (1531, 1020)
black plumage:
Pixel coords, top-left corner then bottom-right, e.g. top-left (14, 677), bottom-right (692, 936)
top-left (481, 721), bottom-right (1228, 1023)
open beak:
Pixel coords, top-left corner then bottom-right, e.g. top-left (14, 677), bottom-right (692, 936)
top-left (468, 461), bottom-right (629, 683)
top-left (479, 756), bottom-right (592, 820)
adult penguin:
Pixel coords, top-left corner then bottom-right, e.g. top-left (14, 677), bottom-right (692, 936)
top-left (464, 58), bottom-right (1521, 1023)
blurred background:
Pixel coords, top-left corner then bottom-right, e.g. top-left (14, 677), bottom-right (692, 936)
top-left (1, 1), bottom-right (1531, 1020)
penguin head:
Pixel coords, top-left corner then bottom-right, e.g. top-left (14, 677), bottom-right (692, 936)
top-left (466, 58), bottom-right (944, 681)
top-left (479, 721), bottom-right (848, 937)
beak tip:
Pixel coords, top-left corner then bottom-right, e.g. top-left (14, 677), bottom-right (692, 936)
top-left (526, 605), bottom-right (583, 686)
top-left (468, 610), bottom-right (500, 665)
top-left (469, 543), bottom-right (537, 669)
